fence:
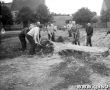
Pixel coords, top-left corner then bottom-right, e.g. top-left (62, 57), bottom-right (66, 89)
top-left (4, 25), bottom-right (23, 31)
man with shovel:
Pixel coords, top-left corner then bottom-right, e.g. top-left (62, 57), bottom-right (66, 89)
top-left (26, 22), bottom-right (41, 55)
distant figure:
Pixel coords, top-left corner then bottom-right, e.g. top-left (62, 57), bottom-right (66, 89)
top-left (26, 22), bottom-right (41, 55)
top-left (71, 21), bottom-right (80, 45)
top-left (47, 23), bottom-right (56, 41)
top-left (66, 21), bottom-right (72, 37)
top-left (85, 23), bottom-right (93, 47)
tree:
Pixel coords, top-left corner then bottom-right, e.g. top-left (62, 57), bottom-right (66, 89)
top-left (16, 6), bottom-right (35, 28)
top-left (100, 9), bottom-right (110, 28)
top-left (1, 1), bottom-right (13, 27)
top-left (36, 4), bottom-right (53, 24)
top-left (73, 7), bottom-right (95, 26)
top-left (91, 16), bottom-right (99, 23)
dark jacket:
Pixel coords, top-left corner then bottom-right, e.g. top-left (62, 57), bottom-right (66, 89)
top-left (86, 26), bottom-right (93, 36)
top-left (20, 27), bottom-right (30, 35)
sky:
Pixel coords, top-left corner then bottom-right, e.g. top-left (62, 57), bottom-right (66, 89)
top-left (1, 0), bottom-right (103, 15)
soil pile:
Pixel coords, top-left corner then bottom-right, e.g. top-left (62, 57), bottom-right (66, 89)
top-left (36, 40), bottom-right (54, 55)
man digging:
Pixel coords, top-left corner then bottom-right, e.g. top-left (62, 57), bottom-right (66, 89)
top-left (26, 22), bottom-right (41, 55)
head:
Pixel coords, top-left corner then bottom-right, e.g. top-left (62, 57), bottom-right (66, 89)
top-left (72, 21), bottom-right (76, 25)
top-left (36, 21), bottom-right (40, 27)
top-left (69, 21), bottom-right (72, 24)
top-left (87, 23), bottom-right (91, 26)
top-left (29, 23), bottom-right (35, 29)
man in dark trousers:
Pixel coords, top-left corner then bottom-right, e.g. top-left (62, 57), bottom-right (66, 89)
top-left (18, 24), bottom-right (34, 51)
top-left (86, 23), bottom-right (93, 47)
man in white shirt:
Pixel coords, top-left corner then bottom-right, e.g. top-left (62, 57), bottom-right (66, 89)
top-left (47, 23), bottom-right (56, 41)
top-left (26, 22), bottom-right (41, 55)
top-left (66, 21), bottom-right (72, 37)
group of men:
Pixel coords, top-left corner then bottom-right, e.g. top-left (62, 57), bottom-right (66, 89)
top-left (66, 21), bottom-right (93, 46)
top-left (19, 22), bottom-right (57, 55)
top-left (19, 22), bottom-right (41, 55)
top-left (19, 21), bottom-right (93, 55)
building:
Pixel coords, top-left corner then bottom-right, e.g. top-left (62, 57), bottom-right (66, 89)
top-left (101, 0), bottom-right (110, 12)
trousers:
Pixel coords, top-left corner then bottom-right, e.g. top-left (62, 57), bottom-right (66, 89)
top-left (26, 34), bottom-right (36, 55)
top-left (19, 33), bottom-right (27, 51)
top-left (86, 35), bottom-right (92, 46)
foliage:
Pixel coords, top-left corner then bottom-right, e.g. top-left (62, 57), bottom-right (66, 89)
top-left (91, 16), bottom-right (99, 23)
top-left (16, 6), bottom-right (35, 27)
top-left (35, 4), bottom-right (53, 24)
top-left (72, 7), bottom-right (95, 25)
top-left (0, 1), bottom-right (13, 26)
top-left (100, 9), bottom-right (110, 27)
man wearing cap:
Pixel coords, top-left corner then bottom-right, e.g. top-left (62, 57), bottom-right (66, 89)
top-left (26, 22), bottom-right (41, 55)
top-left (86, 23), bottom-right (93, 47)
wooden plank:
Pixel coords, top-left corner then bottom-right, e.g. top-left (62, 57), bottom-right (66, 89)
top-left (51, 42), bottom-right (109, 56)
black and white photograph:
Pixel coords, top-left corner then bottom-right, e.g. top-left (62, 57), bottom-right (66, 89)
top-left (0, 0), bottom-right (110, 90)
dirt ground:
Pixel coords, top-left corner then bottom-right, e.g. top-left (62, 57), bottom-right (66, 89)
top-left (0, 29), bottom-right (110, 90)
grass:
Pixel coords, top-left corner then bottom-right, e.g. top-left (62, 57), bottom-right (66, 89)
top-left (0, 38), bottom-right (27, 60)
top-left (1, 31), bottom-right (20, 40)
top-left (54, 16), bottom-right (72, 26)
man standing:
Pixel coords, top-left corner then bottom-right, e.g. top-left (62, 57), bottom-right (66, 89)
top-left (86, 23), bottom-right (93, 47)
top-left (26, 22), bottom-right (41, 55)
top-left (66, 21), bottom-right (72, 37)
top-left (71, 21), bottom-right (80, 45)
top-left (47, 23), bottom-right (55, 41)
top-left (18, 24), bottom-right (33, 51)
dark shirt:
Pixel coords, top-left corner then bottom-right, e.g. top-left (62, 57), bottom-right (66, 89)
top-left (20, 27), bottom-right (30, 35)
top-left (86, 26), bottom-right (93, 36)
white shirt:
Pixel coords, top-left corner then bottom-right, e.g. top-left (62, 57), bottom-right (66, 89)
top-left (47, 24), bottom-right (54, 34)
top-left (67, 24), bottom-right (72, 30)
top-left (27, 27), bottom-right (40, 43)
